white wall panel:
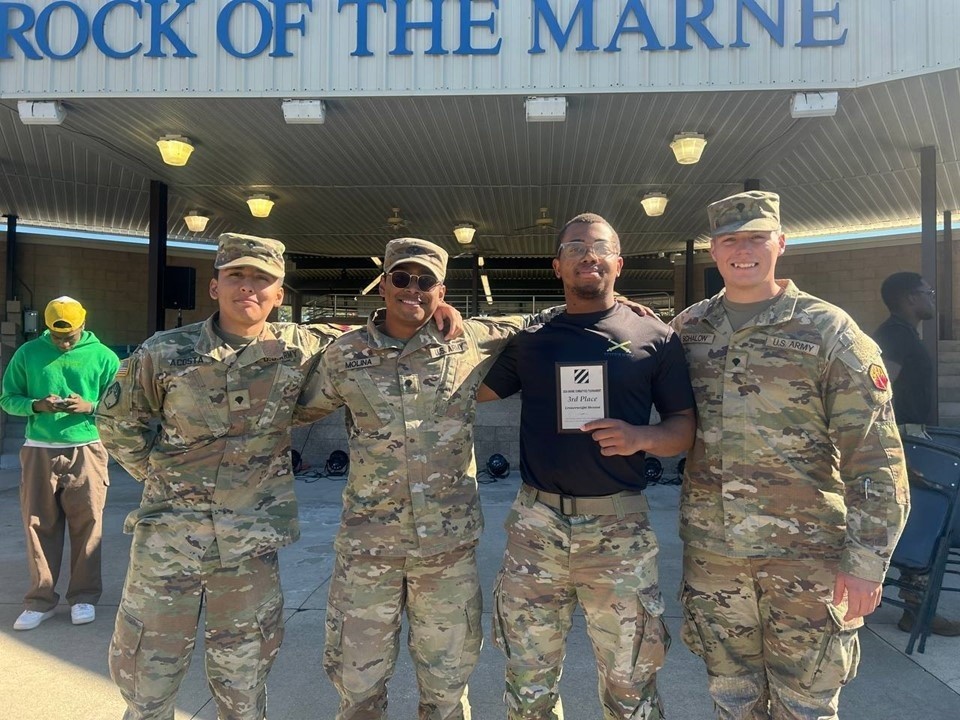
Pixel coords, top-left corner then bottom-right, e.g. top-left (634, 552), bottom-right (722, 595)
top-left (0, 0), bottom-right (957, 98)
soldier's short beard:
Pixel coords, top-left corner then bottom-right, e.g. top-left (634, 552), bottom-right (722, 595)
top-left (569, 280), bottom-right (608, 300)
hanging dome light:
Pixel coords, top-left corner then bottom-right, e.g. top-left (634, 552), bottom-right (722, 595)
top-left (640, 193), bottom-right (669, 217)
top-left (246, 194), bottom-right (275, 218)
top-left (453, 222), bottom-right (476, 245)
top-left (669, 132), bottom-right (707, 165)
top-left (183, 210), bottom-right (209, 232)
top-left (156, 135), bottom-right (194, 166)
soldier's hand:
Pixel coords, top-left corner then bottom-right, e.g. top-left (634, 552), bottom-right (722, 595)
top-left (615, 296), bottom-right (661, 321)
top-left (32, 395), bottom-right (64, 413)
top-left (832, 572), bottom-right (882, 621)
top-left (582, 418), bottom-right (643, 456)
top-left (433, 303), bottom-right (464, 340)
top-left (60, 393), bottom-right (94, 415)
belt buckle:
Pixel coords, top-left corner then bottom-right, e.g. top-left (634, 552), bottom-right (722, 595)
top-left (559, 495), bottom-right (577, 515)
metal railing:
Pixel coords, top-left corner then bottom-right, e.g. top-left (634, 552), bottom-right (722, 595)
top-left (297, 291), bottom-right (674, 323)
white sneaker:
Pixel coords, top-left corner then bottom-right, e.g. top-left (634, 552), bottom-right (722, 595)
top-left (14, 609), bottom-right (55, 630)
top-left (71, 603), bottom-right (95, 625)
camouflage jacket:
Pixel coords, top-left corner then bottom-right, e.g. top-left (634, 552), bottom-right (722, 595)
top-left (670, 280), bottom-right (909, 582)
top-left (96, 317), bottom-right (341, 564)
top-left (295, 309), bottom-right (555, 558)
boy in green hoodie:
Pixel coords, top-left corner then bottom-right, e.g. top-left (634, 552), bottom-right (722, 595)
top-left (0, 296), bottom-right (120, 630)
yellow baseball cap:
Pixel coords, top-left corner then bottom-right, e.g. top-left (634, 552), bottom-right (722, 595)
top-left (44, 296), bottom-right (86, 332)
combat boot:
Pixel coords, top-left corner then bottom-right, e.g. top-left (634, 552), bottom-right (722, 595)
top-left (897, 608), bottom-right (960, 636)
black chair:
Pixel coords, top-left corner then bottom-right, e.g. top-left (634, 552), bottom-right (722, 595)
top-left (882, 436), bottom-right (960, 653)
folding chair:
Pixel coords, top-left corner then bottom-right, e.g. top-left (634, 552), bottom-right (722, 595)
top-left (881, 436), bottom-right (960, 653)
top-left (918, 427), bottom-right (960, 629)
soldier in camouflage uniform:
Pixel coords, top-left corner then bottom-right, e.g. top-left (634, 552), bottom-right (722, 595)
top-left (295, 237), bottom-right (564, 720)
top-left (95, 234), bottom-right (346, 720)
top-left (669, 192), bottom-right (910, 720)
top-left (478, 213), bottom-right (697, 720)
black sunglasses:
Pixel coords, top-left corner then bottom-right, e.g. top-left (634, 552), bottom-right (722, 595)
top-left (387, 270), bottom-right (440, 292)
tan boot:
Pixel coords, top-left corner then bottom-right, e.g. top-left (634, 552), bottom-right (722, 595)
top-left (898, 608), bottom-right (960, 636)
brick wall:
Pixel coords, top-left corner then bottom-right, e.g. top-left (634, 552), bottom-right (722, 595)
top-left (10, 242), bottom-right (218, 347)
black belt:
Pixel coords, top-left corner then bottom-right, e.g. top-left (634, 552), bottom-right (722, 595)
top-left (519, 483), bottom-right (648, 517)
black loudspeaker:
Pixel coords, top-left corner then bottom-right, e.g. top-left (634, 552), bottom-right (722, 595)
top-left (164, 266), bottom-right (196, 310)
top-left (704, 266), bottom-right (725, 298)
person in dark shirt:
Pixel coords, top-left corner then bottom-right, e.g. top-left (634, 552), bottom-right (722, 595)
top-left (478, 213), bottom-right (696, 720)
top-left (875, 271), bottom-right (936, 427)
top-left (874, 271), bottom-right (960, 636)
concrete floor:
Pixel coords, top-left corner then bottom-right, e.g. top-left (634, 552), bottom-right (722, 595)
top-left (1, 461), bottom-right (958, 719)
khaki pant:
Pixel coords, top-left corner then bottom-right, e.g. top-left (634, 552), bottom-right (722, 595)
top-left (492, 493), bottom-right (668, 720)
top-left (681, 548), bottom-right (861, 720)
top-left (19, 443), bottom-right (109, 611)
top-left (323, 544), bottom-right (482, 720)
top-left (109, 535), bottom-right (284, 720)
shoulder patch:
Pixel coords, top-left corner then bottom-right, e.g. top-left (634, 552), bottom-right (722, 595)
top-left (115, 358), bottom-right (130, 377)
top-left (869, 364), bottom-right (889, 390)
top-left (103, 381), bottom-right (121, 409)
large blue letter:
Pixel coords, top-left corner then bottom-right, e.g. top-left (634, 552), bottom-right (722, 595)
top-left (455, 0), bottom-right (500, 55)
top-left (732, 0), bottom-right (783, 48)
top-left (670, 0), bottom-right (721, 51)
top-left (93, 0), bottom-right (143, 59)
top-left (338, 0), bottom-right (385, 57)
top-left (36, 1), bottom-right (89, 59)
top-left (605, 0), bottom-right (663, 52)
top-left (530, 0), bottom-right (597, 54)
top-left (145, 0), bottom-right (195, 58)
top-left (797, 0), bottom-right (846, 47)
top-left (269, 0), bottom-right (311, 58)
top-left (391, 0), bottom-right (444, 56)
top-left (0, 3), bottom-right (40, 59)
top-left (218, 0), bottom-right (272, 57)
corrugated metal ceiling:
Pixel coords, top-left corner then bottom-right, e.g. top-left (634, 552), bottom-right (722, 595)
top-left (1, 69), bottom-right (958, 290)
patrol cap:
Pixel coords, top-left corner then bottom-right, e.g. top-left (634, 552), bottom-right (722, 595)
top-left (44, 296), bottom-right (86, 332)
top-left (707, 191), bottom-right (781, 237)
top-left (383, 238), bottom-right (448, 282)
top-left (215, 233), bottom-right (286, 278)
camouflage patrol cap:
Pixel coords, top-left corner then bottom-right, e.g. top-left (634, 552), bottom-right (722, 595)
top-left (707, 191), bottom-right (781, 236)
top-left (215, 233), bottom-right (285, 278)
top-left (383, 237), bottom-right (448, 282)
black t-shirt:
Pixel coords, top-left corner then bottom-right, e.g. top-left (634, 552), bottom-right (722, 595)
top-left (874, 315), bottom-right (933, 424)
top-left (483, 303), bottom-right (695, 496)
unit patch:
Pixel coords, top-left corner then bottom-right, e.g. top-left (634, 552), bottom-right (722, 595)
top-left (868, 364), bottom-right (889, 391)
top-left (103, 381), bottom-right (121, 409)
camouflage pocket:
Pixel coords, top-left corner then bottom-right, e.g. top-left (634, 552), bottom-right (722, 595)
top-left (323, 602), bottom-right (393, 696)
top-left (109, 604), bottom-right (145, 693)
top-left (253, 590), bottom-right (285, 685)
top-left (678, 584), bottom-right (708, 660)
top-left (615, 591), bottom-right (671, 685)
top-left (798, 603), bottom-right (860, 693)
top-left (457, 587), bottom-right (484, 681)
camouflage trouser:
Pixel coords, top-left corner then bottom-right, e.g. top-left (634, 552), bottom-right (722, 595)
top-left (491, 492), bottom-right (669, 720)
top-left (323, 543), bottom-right (482, 720)
top-left (109, 532), bottom-right (285, 720)
top-left (681, 548), bottom-right (861, 720)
